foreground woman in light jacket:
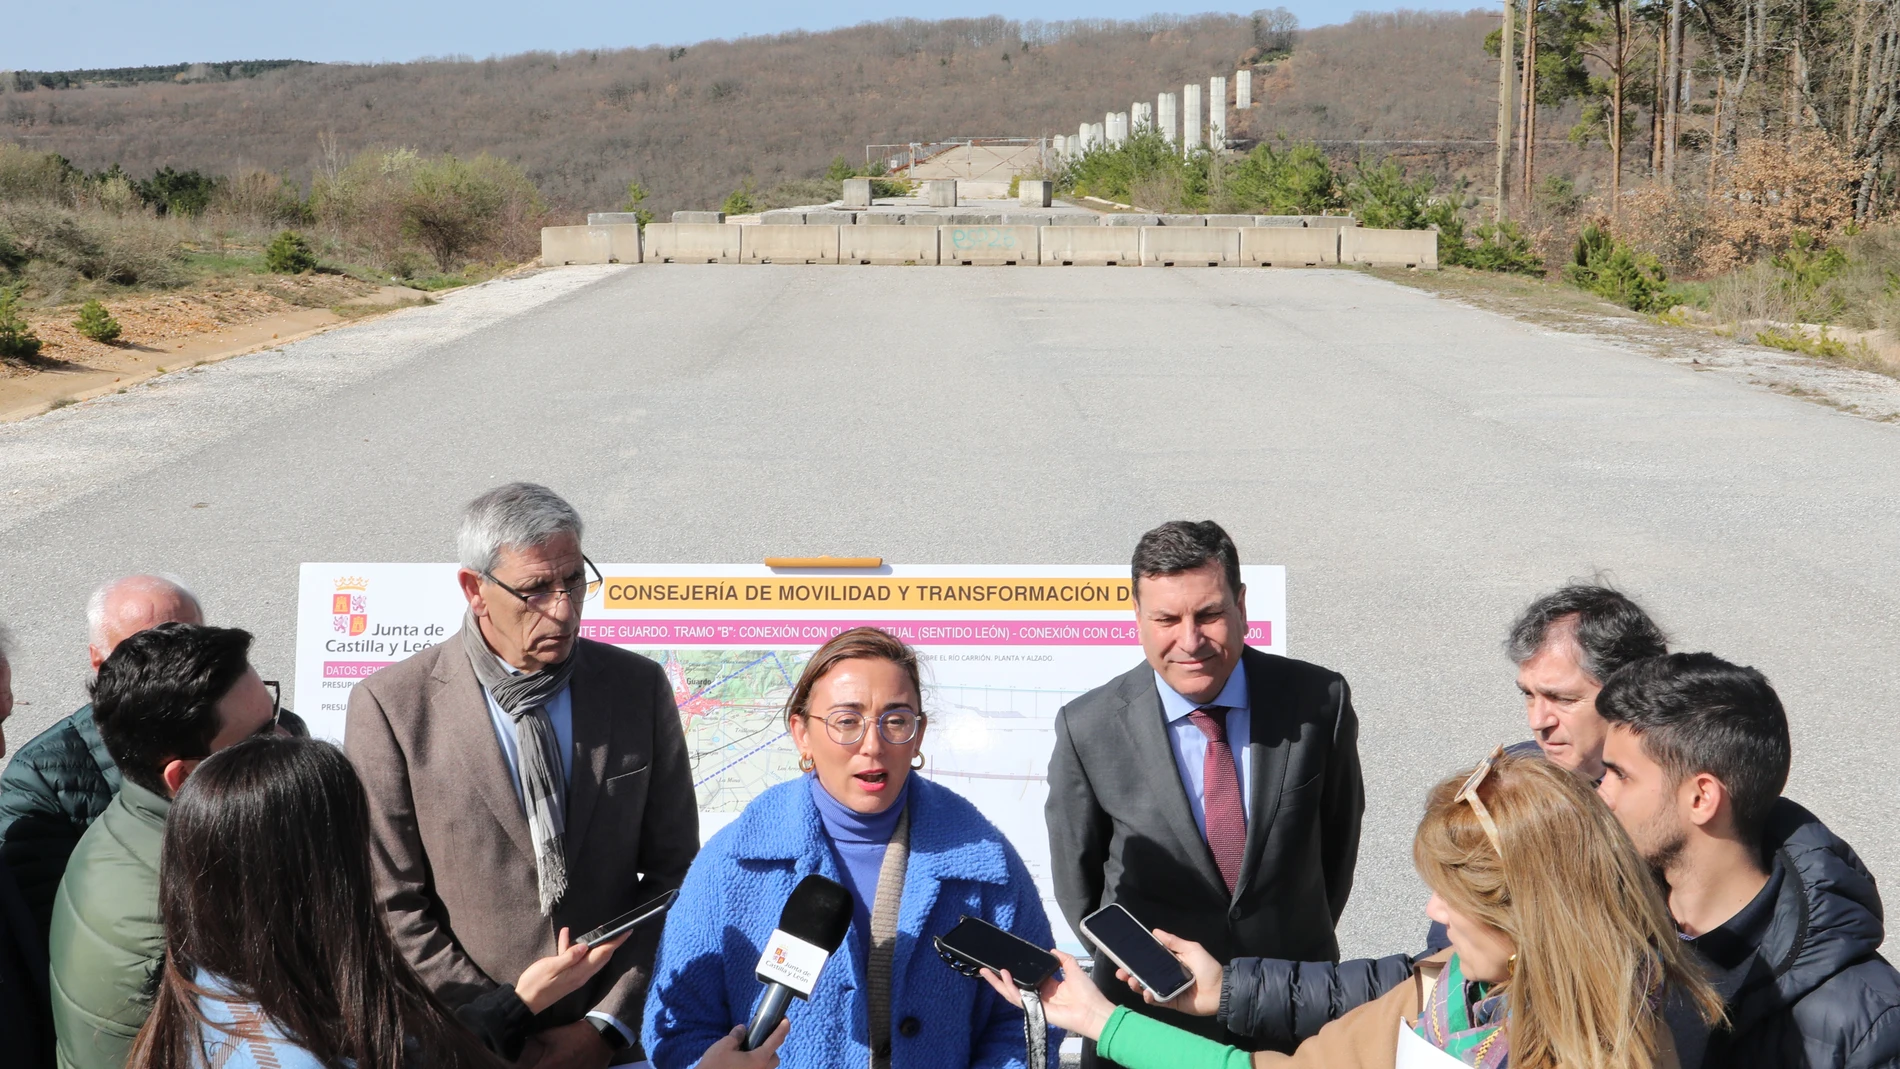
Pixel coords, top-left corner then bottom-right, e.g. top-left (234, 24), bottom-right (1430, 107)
top-left (644, 627), bottom-right (1056, 1069)
top-left (986, 753), bottom-right (1722, 1069)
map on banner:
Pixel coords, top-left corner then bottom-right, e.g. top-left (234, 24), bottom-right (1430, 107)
top-left (295, 563), bottom-right (1287, 948)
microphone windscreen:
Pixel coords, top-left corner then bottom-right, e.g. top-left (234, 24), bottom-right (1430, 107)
top-left (777, 874), bottom-right (853, 952)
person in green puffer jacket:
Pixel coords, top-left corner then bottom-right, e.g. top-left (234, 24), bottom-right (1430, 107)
top-left (49, 623), bottom-right (286, 1069)
top-left (0, 574), bottom-right (202, 942)
top-left (0, 576), bottom-right (303, 946)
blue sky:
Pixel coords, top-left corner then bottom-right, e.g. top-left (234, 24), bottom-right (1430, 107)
top-left (3, 1), bottom-right (1477, 71)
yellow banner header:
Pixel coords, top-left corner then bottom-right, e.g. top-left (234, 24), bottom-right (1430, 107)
top-left (602, 577), bottom-right (1133, 611)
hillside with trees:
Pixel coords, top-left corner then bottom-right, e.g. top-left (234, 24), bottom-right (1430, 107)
top-left (1, 16), bottom-right (1282, 218)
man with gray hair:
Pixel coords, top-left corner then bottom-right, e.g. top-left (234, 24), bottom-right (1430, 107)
top-left (1503, 582), bottom-right (1669, 779)
top-left (347, 482), bottom-right (698, 1068)
top-left (0, 575), bottom-right (205, 939)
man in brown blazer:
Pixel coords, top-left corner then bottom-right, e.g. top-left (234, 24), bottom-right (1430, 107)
top-left (347, 483), bottom-right (698, 1068)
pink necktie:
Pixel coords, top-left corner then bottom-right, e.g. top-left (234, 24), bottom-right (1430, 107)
top-left (1188, 707), bottom-right (1246, 895)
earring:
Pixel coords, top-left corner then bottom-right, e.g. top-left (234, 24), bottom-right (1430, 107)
top-left (910, 753), bottom-right (927, 770)
top-left (799, 755), bottom-right (815, 773)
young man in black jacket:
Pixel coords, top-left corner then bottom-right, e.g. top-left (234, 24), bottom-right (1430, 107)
top-left (1597, 653), bottom-right (1900, 1069)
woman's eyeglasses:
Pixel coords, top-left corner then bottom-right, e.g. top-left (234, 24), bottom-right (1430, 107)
top-left (817, 709), bottom-right (923, 747)
top-left (1455, 744), bottom-right (1507, 858)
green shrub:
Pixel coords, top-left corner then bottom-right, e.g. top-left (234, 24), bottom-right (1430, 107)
top-left (265, 230), bottom-right (318, 273)
top-left (73, 299), bottom-right (121, 342)
top-left (0, 286), bottom-right (41, 359)
top-left (1345, 159), bottom-right (1453, 230)
top-left (1061, 129), bottom-right (1210, 212)
top-left (135, 167), bottom-right (222, 217)
top-left (721, 181), bottom-right (758, 216)
top-left (1566, 223), bottom-right (1672, 313)
top-left (1770, 231), bottom-right (1849, 320)
top-left (1445, 220), bottom-right (1545, 274)
top-left (1755, 325), bottom-right (1850, 359)
top-left (1223, 140), bottom-right (1340, 215)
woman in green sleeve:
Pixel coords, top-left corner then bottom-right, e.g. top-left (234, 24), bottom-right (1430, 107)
top-left (985, 752), bottom-right (1722, 1069)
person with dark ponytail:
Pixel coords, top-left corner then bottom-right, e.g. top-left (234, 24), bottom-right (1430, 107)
top-left (127, 736), bottom-right (660, 1069)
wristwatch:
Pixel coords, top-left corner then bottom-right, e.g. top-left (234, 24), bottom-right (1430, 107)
top-left (589, 1017), bottom-right (631, 1051)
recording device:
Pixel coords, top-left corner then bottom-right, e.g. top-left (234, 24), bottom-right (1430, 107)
top-left (933, 915), bottom-right (1060, 990)
top-left (743, 874), bottom-right (853, 1051)
top-left (1079, 903), bottom-right (1195, 1003)
top-left (575, 889), bottom-right (679, 946)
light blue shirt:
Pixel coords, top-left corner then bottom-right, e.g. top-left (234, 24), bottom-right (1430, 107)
top-left (1154, 660), bottom-right (1253, 841)
top-left (480, 657), bottom-right (634, 1048)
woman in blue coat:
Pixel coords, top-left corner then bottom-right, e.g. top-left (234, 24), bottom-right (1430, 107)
top-left (643, 627), bottom-right (1057, 1069)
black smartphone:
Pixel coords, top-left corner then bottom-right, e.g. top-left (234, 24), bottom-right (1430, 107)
top-left (933, 915), bottom-right (1059, 989)
top-left (575, 888), bottom-right (679, 946)
top-left (1080, 903), bottom-right (1194, 1002)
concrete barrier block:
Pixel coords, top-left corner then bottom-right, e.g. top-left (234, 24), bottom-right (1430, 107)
top-left (1019, 179), bottom-right (1054, 207)
top-left (1156, 214), bottom-right (1206, 226)
top-left (1140, 226), bottom-right (1242, 266)
top-left (1255, 216), bottom-right (1309, 228)
top-left (603, 224), bottom-right (643, 264)
top-left (842, 178), bottom-right (873, 208)
top-left (1339, 226), bottom-right (1438, 268)
top-left (841, 224), bottom-right (939, 265)
top-left (589, 212), bottom-right (646, 225)
top-left (645, 223), bottom-right (742, 264)
top-left (1204, 214), bottom-right (1256, 227)
top-left (540, 224), bottom-right (641, 265)
top-left (541, 225), bottom-right (609, 266)
top-left (1303, 215), bottom-right (1360, 228)
top-left (804, 210), bottom-right (857, 225)
top-left (1239, 226), bottom-right (1338, 266)
top-left (1101, 214), bottom-right (1160, 227)
top-left (1039, 226), bottom-right (1141, 266)
top-left (1001, 211), bottom-right (1058, 227)
top-left (860, 213), bottom-right (909, 226)
top-left (759, 210), bottom-right (806, 225)
top-left (670, 210), bottom-right (726, 224)
top-left (926, 180), bottom-right (959, 207)
top-left (741, 224), bottom-right (840, 265)
top-left (940, 225), bottom-right (1037, 265)
top-left (946, 211), bottom-right (1005, 225)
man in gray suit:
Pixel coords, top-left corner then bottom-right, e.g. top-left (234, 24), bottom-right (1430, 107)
top-left (1046, 520), bottom-right (1363, 1060)
top-left (348, 483), bottom-right (699, 1068)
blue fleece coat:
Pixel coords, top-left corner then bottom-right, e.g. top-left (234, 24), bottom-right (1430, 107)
top-left (642, 774), bottom-right (1057, 1069)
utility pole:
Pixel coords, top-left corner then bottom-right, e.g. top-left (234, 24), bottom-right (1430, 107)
top-left (1519, 0), bottom-right (1538, 208)
top-left (1664, 0), bottom-right (1682, 185)
top-left (1494, 0), bottom-right (1517, 221)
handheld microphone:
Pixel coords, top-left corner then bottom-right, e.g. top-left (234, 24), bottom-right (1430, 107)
top-left (742, 873), bottom-right (853, 1051)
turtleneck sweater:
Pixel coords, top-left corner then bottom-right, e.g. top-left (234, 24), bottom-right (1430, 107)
top-left (808, 772), bottom-right (910, 962)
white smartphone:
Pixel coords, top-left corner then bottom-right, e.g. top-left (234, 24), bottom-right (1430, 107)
top-left (1079, 903), bottom-right (1195, 1003)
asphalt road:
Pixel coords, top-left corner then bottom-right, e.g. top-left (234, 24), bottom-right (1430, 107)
top-left (3, 263), bottom-right (1897, 959)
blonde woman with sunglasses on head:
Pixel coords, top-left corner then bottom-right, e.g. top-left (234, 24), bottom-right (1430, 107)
top-left (984, 752), bottom-right (1724, 1069)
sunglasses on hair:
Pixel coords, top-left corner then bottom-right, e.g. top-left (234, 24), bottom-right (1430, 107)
top-left (1454, 744), bottom-right (1508, 859)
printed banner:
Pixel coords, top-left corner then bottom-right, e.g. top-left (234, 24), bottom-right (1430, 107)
top-left (295, 563), bottom-right (1287, 948)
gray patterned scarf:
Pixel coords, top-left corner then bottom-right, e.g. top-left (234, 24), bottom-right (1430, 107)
top-left (462, 612), bottom-right (575, 914)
